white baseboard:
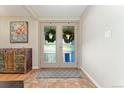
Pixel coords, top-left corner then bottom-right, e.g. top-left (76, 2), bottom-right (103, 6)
top-left (33, 66), bottom-right (39, 69)
top-left (80, 67), bottom-right (101, 88)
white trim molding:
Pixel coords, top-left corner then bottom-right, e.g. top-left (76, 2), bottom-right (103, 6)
top-left (24, 5), bottom-right (39, 20)
top-left (80, 67), bottom-right (101, 88)
top-left (39, 16), bottom-right (80, 22)
top-left (33, 66), bottom-right (39, 69)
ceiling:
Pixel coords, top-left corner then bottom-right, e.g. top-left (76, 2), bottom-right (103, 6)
top-left (0, 5), bottom-right (30, 16)
top-left (31, 5), bottom-right (86, 17)
top-left (0, 5), bottom-right (87, 18)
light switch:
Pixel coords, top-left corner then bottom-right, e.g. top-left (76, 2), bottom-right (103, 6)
top-left (105, 30), bottom-right (112, 39)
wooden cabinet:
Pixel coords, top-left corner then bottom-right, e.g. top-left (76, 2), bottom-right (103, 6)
top-left (0, 49), bottom-right (4, 72)
top-left (0, 48), bottom-right (32, 73)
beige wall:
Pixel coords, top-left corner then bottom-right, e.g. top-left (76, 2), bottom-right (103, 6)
top-left (0, 16), bottom-right (80, 69)
top-left (80, 6), bottom-right (124, 87)
top-left (0, 17), bottom-right (39, 68)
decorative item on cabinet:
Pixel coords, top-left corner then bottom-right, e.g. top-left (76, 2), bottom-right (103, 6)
top-left (0, 48), bottom-right (32, 74)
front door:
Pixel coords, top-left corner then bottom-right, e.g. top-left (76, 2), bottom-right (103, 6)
top-left (40, 22), bottom-right (78, 68)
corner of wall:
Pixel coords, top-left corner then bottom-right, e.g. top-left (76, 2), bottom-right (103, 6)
top-left (80, 66), bottom-right (101, 88)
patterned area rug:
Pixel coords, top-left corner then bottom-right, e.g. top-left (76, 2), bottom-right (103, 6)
top-left (37, 68), bottom-right (81, 79)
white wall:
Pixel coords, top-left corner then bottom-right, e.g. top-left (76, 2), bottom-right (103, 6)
top-left (0, 17), bottom-right (39, 69)
top-left (80, 6), bottom-right (124, 87)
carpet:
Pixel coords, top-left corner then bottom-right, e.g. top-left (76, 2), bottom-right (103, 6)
top-left (37, 68), bottom-right (81, 79)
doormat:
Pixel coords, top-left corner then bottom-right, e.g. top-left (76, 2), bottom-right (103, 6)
top-left (37, 68), bottom-right (81, 79)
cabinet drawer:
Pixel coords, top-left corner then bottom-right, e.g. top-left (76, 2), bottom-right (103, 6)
top-left (15, 55), bottom-right (25, 63)
top-left (15, 49), bottom-right (25, 55)
top-left (0, 50), bottom-right (4, 71)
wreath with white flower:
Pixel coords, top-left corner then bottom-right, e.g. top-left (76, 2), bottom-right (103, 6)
top-left (45, 29), bottom-right (56, 42)
top-left (45, 28), bottom-right (74, 43)
top-left (63, 29), bottom-right (74, 43)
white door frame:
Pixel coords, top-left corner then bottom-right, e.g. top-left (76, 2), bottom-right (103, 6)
top-left (39, 21), bottom-right (79, 68)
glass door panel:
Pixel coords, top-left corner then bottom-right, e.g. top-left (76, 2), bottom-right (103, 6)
top-left (62, 26), bottom-right (75, 63)
top-left (41, 23), bottom-right (77, 68)
top-left (44, 26), bottom-right (56, 64)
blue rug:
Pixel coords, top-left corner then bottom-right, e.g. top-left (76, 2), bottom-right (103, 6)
top-left (37, 68), bottom-right (81, 79)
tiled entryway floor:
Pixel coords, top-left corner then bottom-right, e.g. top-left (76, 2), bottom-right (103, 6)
top-left (24, 69), bottom-right (96, 88)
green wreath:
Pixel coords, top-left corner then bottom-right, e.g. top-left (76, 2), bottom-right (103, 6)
top-left (63, 30), bottom-right (74, 43)
top-left (45, 29), bottom-right (56, 43)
